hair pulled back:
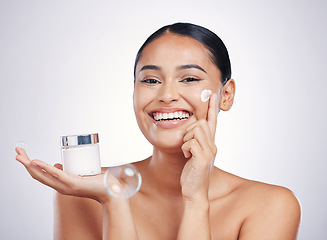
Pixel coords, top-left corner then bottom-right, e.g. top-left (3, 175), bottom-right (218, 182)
top-left (134, 22), bottom-right (231, 85)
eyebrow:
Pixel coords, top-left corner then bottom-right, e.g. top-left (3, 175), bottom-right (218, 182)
top-left (177, 64), bottom-right (207, 73)
top-left (138, 64), bottom-right (207, 74)
top-left (139, 65), bottom-right (161, 73)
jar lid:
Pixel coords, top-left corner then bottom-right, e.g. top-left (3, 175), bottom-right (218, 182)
top-left (61, 133), bottom-right (99, 147)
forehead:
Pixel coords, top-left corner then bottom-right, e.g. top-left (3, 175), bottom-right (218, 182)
top-left (136, 33), bottom-right (216, 72)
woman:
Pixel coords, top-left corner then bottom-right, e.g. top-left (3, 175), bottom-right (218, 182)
top-left (15, 23), bottom-right (301, 239)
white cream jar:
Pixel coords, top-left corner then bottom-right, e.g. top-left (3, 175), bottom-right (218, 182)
top-left (61, 133), bottom-right (101, 176)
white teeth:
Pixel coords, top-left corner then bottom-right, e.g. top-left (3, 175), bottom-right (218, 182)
top-left (152, 111), bottom-right (190, 121)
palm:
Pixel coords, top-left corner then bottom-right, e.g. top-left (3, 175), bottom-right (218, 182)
top-left (61, 171), bottom-right (108, 201)
top-left (15, 147), bottom-right (109, 203)
top-left (180, 157), bottom-right (211, 200)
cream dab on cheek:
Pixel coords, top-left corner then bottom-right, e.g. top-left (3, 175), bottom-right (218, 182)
top-left (201, 89), bottom-right (212, 102)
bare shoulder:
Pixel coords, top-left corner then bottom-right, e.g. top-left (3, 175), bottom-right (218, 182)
top-left (54, 188), bottom-right (103, 239)
top-left (236, 176), bottom-right (301, 210)
top-left (221, 171), bottom-right (302, 239)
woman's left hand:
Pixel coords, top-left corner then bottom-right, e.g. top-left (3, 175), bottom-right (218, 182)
top-left (180, 93), bottom-right (218, 202)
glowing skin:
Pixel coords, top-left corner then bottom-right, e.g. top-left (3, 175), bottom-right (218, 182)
top-left (14, 27), bottom-right (301, 240)
top-left (201, 89), bottom-right (212, 102)
top-left (133, 33), bottom-right (222, 152)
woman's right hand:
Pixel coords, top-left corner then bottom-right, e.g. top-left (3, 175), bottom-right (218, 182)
top-left (15, 147), bottom-right (110, 204)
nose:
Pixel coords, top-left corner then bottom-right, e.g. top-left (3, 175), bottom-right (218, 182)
top-left (158, 81), bottom-right (179, 104)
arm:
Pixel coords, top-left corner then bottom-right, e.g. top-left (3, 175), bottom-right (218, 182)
top-left (54, 192), bottom-right (103, 240)
top-left (102, 198), bottom-right (138, 239)
top-left (177, 199), bottom-right (211, 239)
top-left (15, 147), bottom-right (138, 240)
top-left (178, 93), bottom-right (219, 240)
top-left (54, 192), bottom-right (138, 240)
top-left (239, 187), bottom-right (301, 240)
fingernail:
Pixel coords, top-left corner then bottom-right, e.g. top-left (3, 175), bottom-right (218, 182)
top-left (31, 161), bottom-right (38, 166)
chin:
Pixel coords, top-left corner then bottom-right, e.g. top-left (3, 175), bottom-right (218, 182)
top-left (146, 127), bottom-right (185, 152)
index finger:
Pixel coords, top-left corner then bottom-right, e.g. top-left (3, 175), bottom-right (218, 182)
top-left (15, 146), bottom-right (29, 158)
top-left (207, 93), bottom-right (218, 138)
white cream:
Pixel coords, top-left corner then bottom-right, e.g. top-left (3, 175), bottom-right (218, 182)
top-left (201, 89), bottom-right (212, 102)
top-left (62, 144), bottom-right (101, 176)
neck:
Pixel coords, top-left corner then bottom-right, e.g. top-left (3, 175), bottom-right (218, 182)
top-left (142, 148), bottom-right (188, 198)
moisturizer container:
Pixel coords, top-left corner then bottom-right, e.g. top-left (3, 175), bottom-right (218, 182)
top-left (61, 133), bottom-right (101, 176)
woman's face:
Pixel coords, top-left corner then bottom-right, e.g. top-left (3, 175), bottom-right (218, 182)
top-left (133, 33), bottom-right (222, 152)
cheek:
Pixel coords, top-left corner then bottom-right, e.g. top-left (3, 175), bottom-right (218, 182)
top-left (133, 87), bottom-right (154, 121)
top-left (179, 88), bottom-right (209, 120)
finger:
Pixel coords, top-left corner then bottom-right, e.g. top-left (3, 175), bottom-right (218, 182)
top-left (28, 160), bottom-right (72, 192)
top-left (32, 160), bottom-right (83, 191)
top-left (181, 139), bottom-right (203, 160)
top-left (15, 147), bottom-right (29, 159)
top-left (32, 160), bottom-right (64, 179)
top-left (15, 155), bottom-right (52, 184)
top-left (16, 154), bottom-right (30, 165)
top-left (54, 163), bottom-right (63, 170)
top-left (181, 140), bottom-right (193, 159)
top-left (16, 149), bottom-right (34, 168)
top-left (183, 125), bottom-right (212, 153)
top-left (185, 119), bottom-right (212, 143)
top-left (17, 158), bottom-right (62, 190)
top-left (182, 144), bottom-right (191, 159)
top-left (207, 93), bottom-right (218, 138)
top-left (28, 162), bottom-right (59, 185)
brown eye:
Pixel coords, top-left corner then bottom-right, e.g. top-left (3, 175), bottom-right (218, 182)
top-left (141, 79), bottom-right (161, 84)
top-left (180, 77), bottom-right (201, 83)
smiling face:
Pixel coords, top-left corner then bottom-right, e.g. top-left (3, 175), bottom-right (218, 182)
top-left (133, 33), bottom-right (222, 153)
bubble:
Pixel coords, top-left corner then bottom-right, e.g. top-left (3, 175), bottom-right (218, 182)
top-left (104, 163), bottom-right (142, 199)
top-left (16, 141), bottom-right (25, 149)
top-left (124, 167), bottom-right (135, 177)
top-left (111, 184), bottom-right (121, 193)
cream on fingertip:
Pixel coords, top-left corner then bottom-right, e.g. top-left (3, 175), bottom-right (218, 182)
top-left (201, 89), bottom-right (212, 102)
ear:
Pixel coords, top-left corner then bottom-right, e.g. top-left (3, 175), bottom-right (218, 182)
top-left (219, 79), bottom-right (235, 111)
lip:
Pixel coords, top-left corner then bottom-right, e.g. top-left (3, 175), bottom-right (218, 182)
top-left (148, 108), bottom-right (193, 129)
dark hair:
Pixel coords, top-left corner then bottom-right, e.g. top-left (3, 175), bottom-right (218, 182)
top-left (134, 22), bottom-right (231, 85)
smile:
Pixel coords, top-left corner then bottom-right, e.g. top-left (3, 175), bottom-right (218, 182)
top-left (152, 111), bottom-right (190, 121)
top-left (148, 109), bottom-right (193, 129)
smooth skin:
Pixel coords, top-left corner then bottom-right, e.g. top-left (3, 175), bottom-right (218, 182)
top-left (15, 33), bottom-right (301, 239)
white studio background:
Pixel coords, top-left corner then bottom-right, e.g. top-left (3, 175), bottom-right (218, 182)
top-left (1, 0), bottom-right (326, 239)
